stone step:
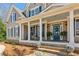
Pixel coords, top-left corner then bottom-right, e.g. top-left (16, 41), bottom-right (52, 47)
top-left (38, 48), bottom-right (78, 56)
top-left (40, 45), bottom-right (65, 51)
top-left (29, 50), bottom-right (57, 56)
top-left (38, 47), bottom-right (61, 54)
top-left (38, 45), bottom-right (66, 55)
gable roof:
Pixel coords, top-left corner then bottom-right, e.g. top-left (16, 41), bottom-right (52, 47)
top-left (24, 3), bottom-right (30, 12)
top-left (6, 5), bottom-right (26, 22)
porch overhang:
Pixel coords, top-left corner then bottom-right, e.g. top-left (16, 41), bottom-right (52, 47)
top-left (16, 4), bottom-right (79, 24)
top-left (16, 18), bottom-right (28, 24)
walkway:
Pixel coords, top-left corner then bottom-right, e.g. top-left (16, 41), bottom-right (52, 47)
top-left (29, 50), bottom-right (57, 56)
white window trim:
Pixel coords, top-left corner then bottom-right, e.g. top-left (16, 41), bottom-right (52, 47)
top-left (29, 5), bottom-right (42, 17)
top-left (31, 5), bottom-right (41, 11)
top-left (11, 12), bottom-right (16, 23)
top-left (15, 25), bottom-right (19, 38)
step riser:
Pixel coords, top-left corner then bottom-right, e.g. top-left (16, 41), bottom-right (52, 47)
top-left (40, 46), bottom-right (64, 51)
top-left (38, 50), bottom-right (59, 54)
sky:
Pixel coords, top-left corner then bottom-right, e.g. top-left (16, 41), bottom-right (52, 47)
top-left (0, 3), bottom-right (26, 22)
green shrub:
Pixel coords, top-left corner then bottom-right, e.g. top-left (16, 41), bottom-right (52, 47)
top-left (0, 17), bottom-right (6, 41)
top-left (47, 32), bottom-right (52, 37)
top-left (60, 31), bottom-right (67, 36)
top-left (4, 40), bottom-right (18, 45)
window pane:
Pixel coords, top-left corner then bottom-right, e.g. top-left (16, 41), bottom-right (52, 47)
top-left (31, 10), bottom-right (34, 16)
top-left (18, 26), bottom-right (20, 37)
top-left (14, 27), bottom-right (15, 37)
top-left (76, 20), bottom-right (79, 35)
top-left (29, 11), bottom-right (31, 17)
top-left (10, 15), bottom-right (12, 22)
top-left (39, 6), bottom-right (42, 12)
top-left (42, 24), bottom-right (45, 37)
top-left (35, 8), bottom-right (39, 15)
top-left (11, 28), bottom-right (13, 37)
top-left (13, 13), bottom-right (16, 21)
top-left (8, 29), bottom-right (9, 37)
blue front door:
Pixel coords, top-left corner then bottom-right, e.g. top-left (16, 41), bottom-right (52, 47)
top-left (53, 24), bottom-right (60, 41)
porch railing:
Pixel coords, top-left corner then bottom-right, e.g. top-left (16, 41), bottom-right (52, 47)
top-left (30, 35), bottom-right (40, 41)
top-left (75, 37), bottom-right (79, 43)
top-left (42, 37), bottom-right (68, 43)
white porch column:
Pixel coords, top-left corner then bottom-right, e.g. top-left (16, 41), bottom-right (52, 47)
top-left (39, 19), bottom-right (42, 44)
top-left (21, 25), bottom-right (24, 40)
top-left (19, 24), bottom-right (22, 41)
top-left (28, 21), bottom-right (30, 41)
top-left (45, 22), bottom-right (47, 40)
top-left (68, 10), bottom-right (75, 47)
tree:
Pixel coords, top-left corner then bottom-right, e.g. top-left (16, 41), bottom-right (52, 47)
top-left (0, 17), bottom-right (6, 41)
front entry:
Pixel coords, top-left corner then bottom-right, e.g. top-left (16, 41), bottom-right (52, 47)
top-left (53, 24), bottom-right (60, 41)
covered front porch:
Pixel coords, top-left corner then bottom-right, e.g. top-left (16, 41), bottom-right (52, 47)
top-left (20, 13), bottom-right (70, 45)
top-left (18, 4), bottom-right (79, 48)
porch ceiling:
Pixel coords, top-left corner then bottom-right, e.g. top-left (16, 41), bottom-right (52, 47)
top-left (43, 12), bottom-right (69, 22)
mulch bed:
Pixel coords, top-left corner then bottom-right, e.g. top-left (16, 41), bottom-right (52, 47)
top-left (0, 42), bottom-right (37, 56)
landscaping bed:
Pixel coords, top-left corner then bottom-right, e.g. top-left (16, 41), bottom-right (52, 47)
top-left (0, 40), bottom-right (79, 56)
top-left (0, 40), bottom-right (37, 56)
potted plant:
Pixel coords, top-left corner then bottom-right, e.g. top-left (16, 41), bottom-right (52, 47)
top-left (60, 31), bottom-right (67, 41)
top-left (47, 32), bottom-right (52, 40)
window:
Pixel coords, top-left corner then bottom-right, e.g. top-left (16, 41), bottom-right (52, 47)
top-left (75, 20), bottom-right (79, 36)
top-left (11, 28), bottom-right (13, 37)
top-left (9, 28), bottom-right (11, 38)
top-left (26, 12), bottom-right (29, 17)
top-left (36, 25), bottom-right (40, 37)
top-left (29, 11), bottom-right (31, 17)
top-left (11, 13), bottom-right (16, 23)
top-left (14, 27), bottom-right (16, 37)
top-left (42, 24), bottom-right (45, 37)
top-left (31, 26), bottom-right (35, 36)
top-left (13, 13), bottom-right (16, 21)
top-left (15, 26), bottom-right (20, 37)
top-left (10, 15), bottom-right (12, 22)
top-left (39, 6), bottom-right (42, 12)
top-left (28, 6), bottom-right (42, 17)
top-left (35, 8), bottom-right (39, 15)
top-left (8, 28), bottom-right (10, 37)
top-left (35, 6), bottom-right (42, 15)
top-left (17, 26), bottom-right (20, 37)
top-left (16, 27), bottom-right (18, 37)
top-left (31, 10), bottom-right (34, 16)
top-left (8, 28), bottom-right (11, 37)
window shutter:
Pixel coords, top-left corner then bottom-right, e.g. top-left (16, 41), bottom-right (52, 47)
top-left (39, 6), bottom-right (42, 12)
top-left (29, 11), bottom-right (31, 17)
